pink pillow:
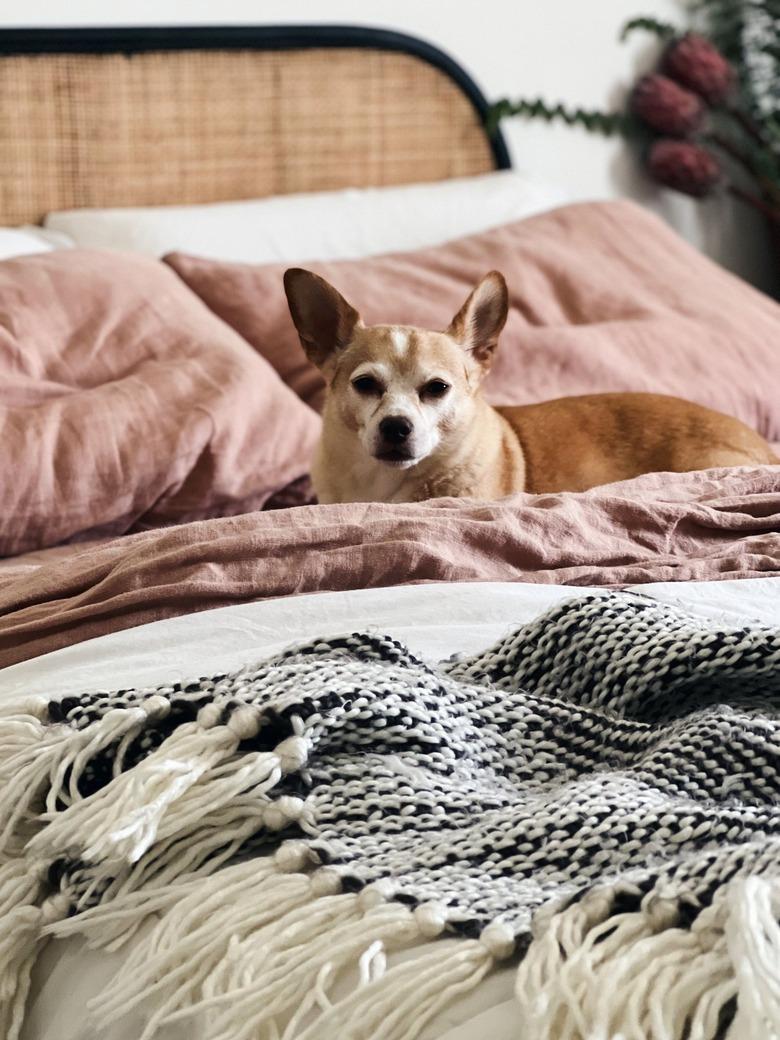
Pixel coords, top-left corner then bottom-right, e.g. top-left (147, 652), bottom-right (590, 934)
top-left (166, 200), bottom-right (780, 439)
top-left (0, 250), bottom-right (320, 556)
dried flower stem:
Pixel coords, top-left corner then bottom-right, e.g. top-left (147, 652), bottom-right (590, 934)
top-left (724, 106), bottom-right (770, 149)
top-left (707, 132), bottom-right (761, 178)
top-left (727, 184), bottom-right (780, 225)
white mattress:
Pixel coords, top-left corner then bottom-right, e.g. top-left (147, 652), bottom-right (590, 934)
top-left (6, 578), bottom-right (779, 1040)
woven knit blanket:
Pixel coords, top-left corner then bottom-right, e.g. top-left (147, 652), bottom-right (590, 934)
top-left (2, 592), bottom-right (780, 1040)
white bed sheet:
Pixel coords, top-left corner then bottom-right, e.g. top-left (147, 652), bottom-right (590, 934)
top-left (7, 578), bottom-right (779, 1040)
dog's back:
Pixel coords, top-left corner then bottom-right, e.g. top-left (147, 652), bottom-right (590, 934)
top-left (499, 392), bottom-right (777, 494)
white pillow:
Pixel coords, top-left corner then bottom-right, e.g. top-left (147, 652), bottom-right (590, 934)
top-left (44, 171), bottom-right (571, 264)
top-left (0, 226), bottom-right (73, 261)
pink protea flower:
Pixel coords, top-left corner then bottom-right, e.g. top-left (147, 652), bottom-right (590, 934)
top-left (631, 74), bottom-right (705, 137)
top-left (663, 32), bottom-right (736, 106)
top-left (647, 139), bottom-right (722, 198)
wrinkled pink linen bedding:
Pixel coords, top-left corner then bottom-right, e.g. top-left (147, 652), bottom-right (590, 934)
top-left (0, 466), bottom-right (777, 669)
top-left (1, 201), bottom-right (778, 669)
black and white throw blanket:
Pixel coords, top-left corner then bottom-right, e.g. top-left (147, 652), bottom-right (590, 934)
top-left (2, 593), bottom-right (780, 1040)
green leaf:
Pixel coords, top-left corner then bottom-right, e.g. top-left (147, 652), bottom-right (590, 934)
top-left (487, 98), bottom-right (637, 138)
top-left (620, 16), bottom-right (678, 41)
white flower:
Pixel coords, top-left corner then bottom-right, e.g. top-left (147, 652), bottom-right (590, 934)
top-left (741, 5), bottom-right (778, 122)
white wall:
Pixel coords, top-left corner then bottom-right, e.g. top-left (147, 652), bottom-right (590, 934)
top-left (1, 0), bottom-right (774, 292)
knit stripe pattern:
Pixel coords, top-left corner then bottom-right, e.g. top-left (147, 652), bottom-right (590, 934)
top-left (3, 591), bottom-right (780, 1039)
top-left (38, 593), bottom-right (780, 932)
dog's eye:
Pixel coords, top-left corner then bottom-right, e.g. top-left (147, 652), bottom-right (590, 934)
top-left (420, 380), bottom-right (450, 400)
top-left (352, 375), bottom-right (383, 396)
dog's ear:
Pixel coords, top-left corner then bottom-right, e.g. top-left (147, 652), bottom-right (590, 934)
top-left (284, 268), bottom-right (362, 370)
top-left (446, 271), bottom-right (508, 370)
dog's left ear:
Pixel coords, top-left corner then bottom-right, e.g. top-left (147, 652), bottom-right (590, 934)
top-left (284, 268), bottom-right (362, 371)
top-left (446, 271), bottom-right (508, 370)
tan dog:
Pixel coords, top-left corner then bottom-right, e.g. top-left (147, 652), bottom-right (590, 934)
top-left (284, 268), bottom-right (776, 503)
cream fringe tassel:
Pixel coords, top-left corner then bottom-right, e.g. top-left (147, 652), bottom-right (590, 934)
top-left (80, 848), bottom-right (515, 1040)
top-left (0, 697), bottom-right (307, 867)
top-left (27, 717), bottom-right (300, 868)
top-left (0, 697), bottom-right (309, 1034)
top-left (0, 858), bottom-right (69, 1040)
top-left (515, 874), bottom-right (780, 1040)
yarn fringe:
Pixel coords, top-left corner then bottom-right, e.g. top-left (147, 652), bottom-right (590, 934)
top-left (725, 877), bottom-right (780, 1038)
top-left (0, 858), bottom-right (69, 1040)
top-left (515, 874), bottom-right (780, 1040)
top-left (0, 696), bottom-right (308, 869)
top-left (28, 722), bottom-right (278, 869)
top-left (0, 701), bottom-right (85, 852)
top-left (0, 697), bottom-right (310, 1030)
top-left (81, 852), bottom-right (514, 1040)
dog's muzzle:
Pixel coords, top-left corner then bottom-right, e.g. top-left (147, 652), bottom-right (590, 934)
top-left (375, 415), bottom-right (415, 464)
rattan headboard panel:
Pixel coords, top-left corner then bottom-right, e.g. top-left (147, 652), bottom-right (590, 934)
top-left (0, 27), bottom-right (507, 225)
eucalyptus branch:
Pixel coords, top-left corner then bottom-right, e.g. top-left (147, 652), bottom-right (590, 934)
top-left (620, 17), bottom-right (677, 42)
top-left (488, 98), bottom-right (634, 137)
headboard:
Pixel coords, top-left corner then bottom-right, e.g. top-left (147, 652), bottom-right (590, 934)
top-left (0, 25), bottom-right (510, 225)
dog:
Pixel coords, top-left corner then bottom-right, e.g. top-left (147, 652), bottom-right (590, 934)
top-left (284, 267), bottom-right (776, 503)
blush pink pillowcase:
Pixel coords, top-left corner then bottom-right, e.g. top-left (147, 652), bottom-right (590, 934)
top-left (166, 200), bottom-right (780, 440)
top-left (0, 250), bottom-right (320, 556)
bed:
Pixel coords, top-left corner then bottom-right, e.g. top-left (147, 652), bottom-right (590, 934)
top-left (0, 24), bottom-right (779, 1040)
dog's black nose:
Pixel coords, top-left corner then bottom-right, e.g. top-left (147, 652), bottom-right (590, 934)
top-left (379, 416), bottom-right (413, 444)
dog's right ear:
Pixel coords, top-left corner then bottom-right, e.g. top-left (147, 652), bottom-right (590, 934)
top-left (446, 271), bottom-right (508, 371)
top-left (284, 268), bottom-right (362, 371)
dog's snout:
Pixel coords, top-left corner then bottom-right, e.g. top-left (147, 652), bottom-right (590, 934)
top-left (379, 416), bottom-right (413, 444)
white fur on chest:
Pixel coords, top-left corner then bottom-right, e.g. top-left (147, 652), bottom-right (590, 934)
top-left (315, 451), bottom-right (418, 504)
top-left (312, 434), bottom-right (422, 503)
